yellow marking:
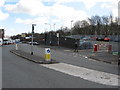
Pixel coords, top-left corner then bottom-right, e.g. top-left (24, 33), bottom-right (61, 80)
top-left (45, 54), bottom-right (51, 60)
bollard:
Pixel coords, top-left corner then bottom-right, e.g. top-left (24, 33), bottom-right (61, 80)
top-left (94, 44), bottom-right (97, 52)
top-left (108, 44), bottom-right (112, 53)
top-left (16, 44), bottom-right (18, 50)
top-left (45, 48), bottom-right (51, 61)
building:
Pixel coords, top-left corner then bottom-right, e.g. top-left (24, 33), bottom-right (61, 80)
top-left (0, 29), bottom-right (4, 39)
top-left (21, 33), bottom-right (26, 37)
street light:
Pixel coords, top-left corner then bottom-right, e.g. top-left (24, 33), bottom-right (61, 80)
top-left (31, 24), bottom-right (36, 55)
top-left (71, 20), bottom-right (73, 35)
top-left (54, 23), bottom-right (56, 31)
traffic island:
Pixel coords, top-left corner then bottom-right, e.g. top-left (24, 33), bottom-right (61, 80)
top-left (10, 49), bottom-right (59, 64)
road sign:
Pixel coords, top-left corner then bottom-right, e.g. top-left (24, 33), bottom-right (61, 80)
top-left (47, 49), bottom-right (50, 53)
top-left (45, 48), bottom-right (50, 54)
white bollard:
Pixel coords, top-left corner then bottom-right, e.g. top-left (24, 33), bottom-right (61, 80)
top-left (45, 48), bottom-right (51, 61)
top-left (16, 44), bottom-right (18, 50)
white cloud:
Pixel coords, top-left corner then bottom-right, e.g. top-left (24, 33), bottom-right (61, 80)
top-left (16, 17), bottom-right (49, 25)
top-left (4, 0), bottom-right (119, 35)
top-left (5, 0), bottom-right (88, 28)
top-left (0, 10), bottom-right (9, 21)
top-left (0, 0), bottom-right (9, 21)
top-left (16, 18), bottom-right (32, 24)
top-left (43, 0), bottom-right (119, 10)
top-left (0, 0), bottom-right (5, 7)
top-left (5, 28), bottom-right (20, 36)
top-left (101, 1), bottom-right (118, 17)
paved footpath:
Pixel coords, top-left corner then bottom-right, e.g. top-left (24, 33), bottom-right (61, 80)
top-left (9, 44), bottom-right (119, 87)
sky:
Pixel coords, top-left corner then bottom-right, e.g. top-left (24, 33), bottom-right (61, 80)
top-left (0, 0), bottom-right (119, 36)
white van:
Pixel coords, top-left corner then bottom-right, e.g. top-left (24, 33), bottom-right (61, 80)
top-left (0, 39), bottom-right (3, 46)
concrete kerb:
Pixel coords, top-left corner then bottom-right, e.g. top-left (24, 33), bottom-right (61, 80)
top-left (88, 56), bottom-right (118, 65)
top-left (77, 49), bottom-right (118, 65)
top-left (10, 50), bottom-right (59, 64)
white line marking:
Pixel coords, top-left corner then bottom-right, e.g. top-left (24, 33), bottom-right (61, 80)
top-left (41, 63), bottom-right (118, 86)
top-left (64, 50), bottom-right (71, 51)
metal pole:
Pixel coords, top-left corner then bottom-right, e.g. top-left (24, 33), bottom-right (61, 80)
top-left (54, 23), bottom-right (56, 31)
top-left (71, 20), bottom-right (73, 36)
top-left (49, 24), bottom-right (51, 45)
top-left (31, 24), bottom-right (36, 55)
top-left (45, 23), bottom-right (51, 45)
top-left (31, 33), bottom-right (33, 55)
top-left (58, 34), bottom-right (59, 45)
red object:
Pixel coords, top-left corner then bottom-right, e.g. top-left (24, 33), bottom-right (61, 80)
top-left (94, 44), bottom-right (97, 52)
top-left (104, 37), bottom-right (110, 41)
top-left (108, 44), bottom-right (112, 52)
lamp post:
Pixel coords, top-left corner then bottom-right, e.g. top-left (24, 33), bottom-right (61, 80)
top-left (44, 23), bottom-right (48, 45)
top-left (31, 24), bottom-right (36, 55)
top-left (71, 20), bottom-right (73, 35)
top-left (54, 23), bottom-right (56, 31)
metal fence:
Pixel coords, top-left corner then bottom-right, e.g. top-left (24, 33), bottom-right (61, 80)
top-left (34, 34), bottom-right (119, 54)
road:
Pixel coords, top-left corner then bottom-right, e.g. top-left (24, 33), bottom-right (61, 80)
top-left (2, 44), bottom-right (119, 88)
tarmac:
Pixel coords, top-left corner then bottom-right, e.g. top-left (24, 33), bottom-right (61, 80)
top-left (10, 44), bottom-right (119, 65)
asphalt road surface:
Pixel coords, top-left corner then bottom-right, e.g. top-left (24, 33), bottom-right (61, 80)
top-left (2, 44), bottom-right (119, 88)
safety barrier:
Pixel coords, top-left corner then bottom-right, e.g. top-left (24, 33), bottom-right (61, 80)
top-left (93, 43), bottom-right (112, 53)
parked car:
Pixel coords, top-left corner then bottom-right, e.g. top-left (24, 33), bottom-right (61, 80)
top-left (114, 37), bottom-right (120, 42)
top-left (91, 36), bottom-right (97, 41)
top-left (28, 42), bottom-right (39, 45)
top-left (104, 37), bottom-right (110, 41)
top-left (96, 36), bottom-right (104, 41)
top-left (79, 40), bottom-right (93, 49)
top-left (82, 37), bottom-right (90, 41)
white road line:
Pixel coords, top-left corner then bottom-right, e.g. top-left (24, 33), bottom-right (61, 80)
top-left (64, 50), bottom-right (71, 51)
top-left (41, 63), bottom-right (119, 86)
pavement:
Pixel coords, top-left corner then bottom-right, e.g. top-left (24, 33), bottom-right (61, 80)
top-left (38, 44), bottom-right (118, 65)
top-left (10, 44), bottom-right (119, 65)
top-left (10, 49), bottom-right (59, 64)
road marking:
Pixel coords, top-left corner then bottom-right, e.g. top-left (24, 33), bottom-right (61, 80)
top-left (41, 63), bottom-right (118, 86)
top-left (64, 50), bottom-right (71, 51)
